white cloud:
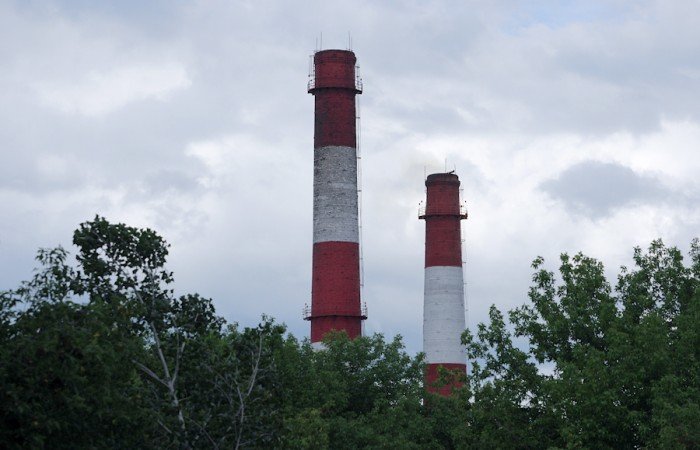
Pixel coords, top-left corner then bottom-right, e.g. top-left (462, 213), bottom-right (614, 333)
top-left (34, 63), bottom-right (191, 116)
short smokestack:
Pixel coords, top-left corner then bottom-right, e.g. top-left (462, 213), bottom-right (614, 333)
top-left (419, 172), bottom-right (467, 395)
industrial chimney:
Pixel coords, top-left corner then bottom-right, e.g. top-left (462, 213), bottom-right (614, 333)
top-left (305, 49), bottom-right (366, 346)
top-left (419, 172), bottom-right (467, 395)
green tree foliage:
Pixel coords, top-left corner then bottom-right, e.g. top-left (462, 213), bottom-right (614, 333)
top-left (2, 217), bottom-right (698, 449)
top-left (0, 217), bottom-right (433, 449)
top-left (0, 217), bottom-right (287, 449)
top-left (463, 239), bottom-right (700, 449)
top-left (0, 247), bottom-right (156, 448)
top-left (276, 332), bottom-right (435, 449)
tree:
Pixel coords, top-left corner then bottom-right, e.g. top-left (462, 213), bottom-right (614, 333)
top-left (71, 216), bottom-right (284, 449)
top-left (0, 217), bottom-right (286, 449)
top-left (0, 247), bottom-right (157, 449)
top-left (461, 239), bottom-right (700, 449)
top-left (275, 332), bottom-right (436, 449)
top-left (175, 318), bottom-right (287, 449)
top-left (3, 217), bottom-right (697, 449)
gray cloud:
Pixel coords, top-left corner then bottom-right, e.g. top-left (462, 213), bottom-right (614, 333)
top-left (541, 160), bottom-right (669, 218)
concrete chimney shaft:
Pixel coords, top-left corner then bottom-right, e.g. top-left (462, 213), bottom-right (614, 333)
top-left (420, 172), bottom-right (467, 395)
top-left (307, 50), bottom-right (365, 345)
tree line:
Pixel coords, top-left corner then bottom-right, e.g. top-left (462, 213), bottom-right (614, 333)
top-left (1, 217), bottom-right (698, 449)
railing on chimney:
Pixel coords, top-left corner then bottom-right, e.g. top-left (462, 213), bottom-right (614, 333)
top-left (307, 55), bottom-right (363, 93)
top-left (354, 66), bottom-right (363, 92)
top-left (303, 302), bottom-right (368, 320)
top-left (418, 202), bottom-right (468, 219)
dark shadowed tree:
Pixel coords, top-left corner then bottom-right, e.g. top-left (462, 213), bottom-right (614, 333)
top-left (461, 239), bottom-right (700, 449)
top-left (3, 218), bottom-right (697, 449)
top-left (275, 332), bottom-right (436, 449)
top-left (0, 217), bottom-right (287, 449)
top-left (71, 216), bottom-right (284, 449)
top-left (0, 247), bottom-right (157, 449)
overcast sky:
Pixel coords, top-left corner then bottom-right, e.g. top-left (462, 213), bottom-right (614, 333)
top-left (1, 0), bottom-right (699, 355)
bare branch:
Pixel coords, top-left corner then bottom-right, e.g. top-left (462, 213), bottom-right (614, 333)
top-left (191, 419), bottom-right (219, 450)
top-left (157, 419), bottom-right (173, 435)
top-left (118, 265), bottom-right (190, 448)
top-left (133, 359), bottom-right (168, 388)
top-left (234, 332), bottom-right (265, 450)
top-left (173, 339), bottom-right (185, 386)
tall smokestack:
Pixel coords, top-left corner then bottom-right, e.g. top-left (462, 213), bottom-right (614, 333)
top-left (420, 172), bottom-right (467, 395)
top-left (305, 49), bottom-right (365, 346)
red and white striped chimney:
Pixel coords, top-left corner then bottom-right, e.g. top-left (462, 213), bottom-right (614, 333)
top-left (420, 172), bottom-right (467, 395)
top-left (306, 49), bottom-right (365, 346)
